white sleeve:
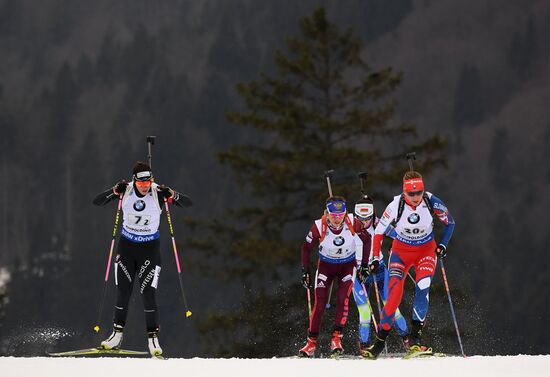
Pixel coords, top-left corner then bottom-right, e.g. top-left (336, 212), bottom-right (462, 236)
top-left (374, 200), bottom-right (397, 236)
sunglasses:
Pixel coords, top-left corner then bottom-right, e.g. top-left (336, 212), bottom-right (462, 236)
top-left (135, 179), bottom-right (152, 187)
top-left (358, 216), bottom-right (373, 223)
top-left (328, 212), bottom-right (346, 218)
top-left (406, 190), bottom-right (424, 197)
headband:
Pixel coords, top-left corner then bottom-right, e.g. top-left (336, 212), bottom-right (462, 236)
top-left (403, 178), bottom-right (424, 192)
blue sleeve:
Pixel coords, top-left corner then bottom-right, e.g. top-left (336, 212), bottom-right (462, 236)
top-left (429, 194), bottom-right (455, 248)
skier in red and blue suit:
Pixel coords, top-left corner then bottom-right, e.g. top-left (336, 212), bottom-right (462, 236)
top-left (364, 170), bottom-right (455, 359)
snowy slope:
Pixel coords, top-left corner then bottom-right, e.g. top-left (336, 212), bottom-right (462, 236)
top-left (1, 355), bottom-right (549, 377)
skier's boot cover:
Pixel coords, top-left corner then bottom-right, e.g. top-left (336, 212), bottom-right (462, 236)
top-left (406, 320), bottom-right (433, 356)
top-left (359, 342), bottom-right (370, 358)
top-left (330, 330), bottom-right (343, 356)
top-left (362, 328), bottom-right (389, 359)
top-left (148, 331), bottom-right (163, 357)
top-left (299, 336), bottom-right (317, 358)
top-left (100, 324), bottom-right (124, 350)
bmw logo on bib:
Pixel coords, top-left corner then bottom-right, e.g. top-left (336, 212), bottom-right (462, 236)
top-left (408, 213), bottom-right (420, 224)
top-left (133, 199), bottom-right (146, 212)
top-left (333, 236), bottom-right (345, 246)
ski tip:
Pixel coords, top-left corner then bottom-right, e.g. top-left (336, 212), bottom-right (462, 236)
top-left (186, 310), bottom-right (193, 318)
top-left (93, 325), bottom-right (100, 333)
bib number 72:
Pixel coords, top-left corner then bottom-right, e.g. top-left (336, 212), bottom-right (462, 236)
top-left (128, 214), bottom-right (150, 226)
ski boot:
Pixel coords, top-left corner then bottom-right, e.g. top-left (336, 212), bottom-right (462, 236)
top-left (402, 335), bottom-right (410, 351)
top-left (361, 329), bottom-right (389, 359)
top-left (330, 330), bottom-right (343, 356)
top-left (359, 342), bottom-right (370, 358)
top-left (148, 331), bottom-right (163, 357)
top-left (299, 336), bottom-right (317, 358)
top-left (404, 320), bottom-right (433, 358)
top-left (100, 324), bottom-right (124, 350)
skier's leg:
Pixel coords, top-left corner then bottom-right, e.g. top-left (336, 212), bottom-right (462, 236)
top-left (136, 239), bottom-right (163, 356)
top-left (300, 261), bottom-right (335, 356)
top-left (331, 261), bottom-right (355, 353)
top-left (379, 251), bottom-right (412, 331)
top-left (334, 262), bottom-right (355, 330)
top-left (113, 238), bottom-right (136, 328)
top-left (379, 262), bottom-right (408, 337)
top-left (308, 261), bottom-right (334, 336)
top-left (351, 277), bottom-right (372, 344)
top-left (102, 237), bottom-right (135, 349)
top-left (410, 245), bottom-right (437, 347)
top-left (363, 252), bottom-right (414, 359)
top-left (137, 239), bottom-right (162, 333)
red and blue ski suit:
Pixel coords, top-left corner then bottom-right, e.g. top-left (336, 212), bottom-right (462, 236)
top-left (372, 192), bottom-right (455, 331)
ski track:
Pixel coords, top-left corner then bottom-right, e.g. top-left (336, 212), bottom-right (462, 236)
top-left (0, 355), bottom-right (549, 377)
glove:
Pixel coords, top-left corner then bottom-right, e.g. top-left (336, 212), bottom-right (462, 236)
top-left (369, 259), bottom-right (380, 274)
top-left (357, 263), bottom-right (370, 284)
top-left (113, 180), bottom-right (128, 195)
top-left (301, 268), bottom-right (311, 289)
top-left (158, 185), bottom-right (174, 199)
top-left (435, 244), bottom-right (447, 259)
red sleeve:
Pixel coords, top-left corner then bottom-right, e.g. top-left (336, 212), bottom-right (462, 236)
top-left (372, 233), bottom-right (384, 259)
top-left (301, 223), bottom-right (320, 270)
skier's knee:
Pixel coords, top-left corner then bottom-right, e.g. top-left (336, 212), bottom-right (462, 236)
top-left (415, 276), bottom-right (432, 292)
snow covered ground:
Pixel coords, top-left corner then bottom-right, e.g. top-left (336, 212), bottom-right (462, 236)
top-left (1, 355), bottom-right (549, 377)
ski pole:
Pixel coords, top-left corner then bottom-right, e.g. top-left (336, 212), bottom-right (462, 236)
top-left (440, 259), bottom-right (465, 357)
top-left (372, 276), bottom-right (388, 354)
top-left (325, 281), bottom-right (334, 309)
top-left (93, 194), bottom-right (123, 333)
top-left (407, 271), bottom-right (417, 285)
top-left (164, 198), bottom-right (192, 317)
top-left (306, 287), bottom-right (312, 318)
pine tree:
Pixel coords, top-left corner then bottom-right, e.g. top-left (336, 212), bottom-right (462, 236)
top-left (190, 6), bottom-right (446, 357)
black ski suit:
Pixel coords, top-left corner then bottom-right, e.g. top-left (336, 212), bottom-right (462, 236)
top-left (93, 184), bottom-right (191, 332)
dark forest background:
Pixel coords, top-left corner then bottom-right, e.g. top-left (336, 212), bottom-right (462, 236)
top-left (0, 0), bottom-right (549, 358)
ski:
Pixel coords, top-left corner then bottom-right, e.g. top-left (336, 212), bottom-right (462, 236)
top-left (48, 347), bottom-right (149, 357)
top-left (403, 350), bottom-right (447, 359)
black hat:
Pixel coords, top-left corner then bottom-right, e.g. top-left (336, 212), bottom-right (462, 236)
top-left (132, 161), bottom-right (153, 181)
